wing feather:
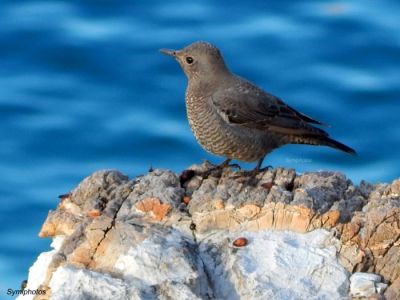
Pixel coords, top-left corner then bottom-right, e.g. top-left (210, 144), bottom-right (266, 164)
top-left (211, 79), bottom-right (328, 137)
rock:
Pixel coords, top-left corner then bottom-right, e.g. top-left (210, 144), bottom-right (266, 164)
top-left (199, 229), bottom-right (349, 299)
top-left (21, 163), bottom-right (400, 299)
top-left (16, 236), bottom-right (64, 300)
top-left (292, 171), bottom-right (350, 213)
top-left (135, 197), bottom-right (172, 221)
top-left (349, 272), bottom-right (387, 298)
top-left (49, 265), bottom-right (133, 300)
top-left (336, 178), bottom-right (400, 299)
top-left (113, 228), bottom-right (207, 295)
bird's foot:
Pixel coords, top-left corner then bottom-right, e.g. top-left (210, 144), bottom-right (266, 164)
top-left (230, 164), bottom-right (273, 185)
top-left (259, 165), bottom-right (273, 172)
top-left (234, 163), bottom-right (272, 177)
top-left (225, 162), bottom-right (241, 170)
top-left (204, 159), bottom-right (241, 170)
top-left (237, 169), bottom-right (259, 178)
top-left (232, 169), bottom-right (260, 186)
top-left (201, 159), bottom-right (240, 178)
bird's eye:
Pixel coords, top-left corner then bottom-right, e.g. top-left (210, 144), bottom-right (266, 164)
top-left (186, 57), bottom-right (194, 64)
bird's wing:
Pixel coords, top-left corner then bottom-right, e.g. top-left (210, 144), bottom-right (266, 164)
top-left (211, 80), bottom-right (328, 136)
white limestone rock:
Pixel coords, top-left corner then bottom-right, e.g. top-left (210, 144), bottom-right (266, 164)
top-left (349, 272), bottom-right (387, 298)
top-left (17, 236), bottom-right (65, 300)
top-left (199, 229), bottom-right (349, 300)
top-left (49, 266), bottom-right (132, 300)
top-left (114, 228), bottom-right (209, 298)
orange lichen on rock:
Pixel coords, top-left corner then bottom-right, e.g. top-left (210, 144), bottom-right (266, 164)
top-left (135, 197), bottom-right (172, 221)
top-left (87, 209), bottom-right (102, 218)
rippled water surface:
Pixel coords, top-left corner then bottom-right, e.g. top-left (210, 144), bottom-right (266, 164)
top-left (1, 0), bottom-right (399, 291)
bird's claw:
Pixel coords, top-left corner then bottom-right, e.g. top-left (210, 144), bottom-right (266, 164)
top-left (259, 165), bottom-right (273, 172)
top-left (227, 163), bottom-right (241, 170)
top-left (200, 159), bottom-right (241, 178)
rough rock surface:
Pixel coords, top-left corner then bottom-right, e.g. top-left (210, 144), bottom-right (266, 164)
top-left (19, 164), bottom-right (399, 299)
top-left (349, 272), bottom-right (388, 298)
top-left (198, 229), bottom-right (349, 299)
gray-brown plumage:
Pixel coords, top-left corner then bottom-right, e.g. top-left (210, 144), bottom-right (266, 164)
top-left (160, 41), bottom-right (356, 170)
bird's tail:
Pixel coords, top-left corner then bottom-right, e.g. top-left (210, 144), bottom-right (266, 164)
top-left (289, 135), bottom-right (356, 155)
top-left (320, 136), bottom-right (357, 155)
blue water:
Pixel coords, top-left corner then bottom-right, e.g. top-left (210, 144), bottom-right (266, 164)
top-left (1, 0), bottom-right (399, 293)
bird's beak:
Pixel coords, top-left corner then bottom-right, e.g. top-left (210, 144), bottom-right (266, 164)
top-left (159, 48), bottom-right (178, 57)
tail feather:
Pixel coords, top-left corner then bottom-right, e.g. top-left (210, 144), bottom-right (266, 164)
top-left (321, 137), bottom-right (357, 155)
top-left (288, 135), bottom-right (357, 155)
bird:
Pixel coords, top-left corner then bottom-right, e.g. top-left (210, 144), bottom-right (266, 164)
top-left (160, 41), bottom-right (356, 173)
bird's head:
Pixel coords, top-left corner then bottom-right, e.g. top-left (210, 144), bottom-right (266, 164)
top-left (160, 41), bottom-right (230, 82)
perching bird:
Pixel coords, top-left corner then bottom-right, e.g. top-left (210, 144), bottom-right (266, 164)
top-left (160, 41), bottom-right (356, 172)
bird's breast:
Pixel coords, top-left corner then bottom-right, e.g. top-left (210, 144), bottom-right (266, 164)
top-left (184, 92), bottom-right (270, 162)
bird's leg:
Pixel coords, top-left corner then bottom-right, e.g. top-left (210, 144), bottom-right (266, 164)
top-left (255, 156), bottom-right (264, 172)
top-left (254, 155), bottom-right (273, 172)
top-left (220, 159), bottom-right (241, 170)
top-left (238, 156), bottom-right (271, 178)
top-left (239, 158), bottom-right (262, 177)
top-left (217, 158), bottom-right (232, 169)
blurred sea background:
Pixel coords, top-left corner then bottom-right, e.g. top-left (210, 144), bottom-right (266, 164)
top-left (0, 0), bottom-right (399, 292)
